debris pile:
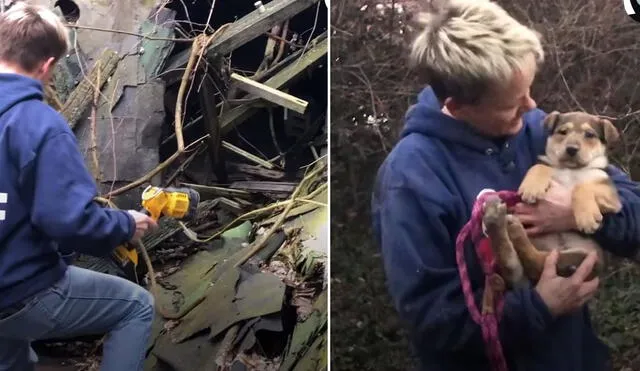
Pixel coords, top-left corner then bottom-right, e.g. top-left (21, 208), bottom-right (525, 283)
top-left (29, 0), bottom-right (328, 370)
top-left (143, 158), bottom-right (327, 371)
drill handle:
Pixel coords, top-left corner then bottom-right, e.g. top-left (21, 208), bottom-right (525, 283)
top-left (139, 207), bottom-right (161, 222)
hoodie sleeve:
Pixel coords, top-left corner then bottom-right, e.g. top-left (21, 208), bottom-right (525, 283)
top-left (591, 165), bottom-right (640, 257)
top-left (373, 184), bottom-right (555, 356)
top-left (26, 130), bottom-right (135, 256)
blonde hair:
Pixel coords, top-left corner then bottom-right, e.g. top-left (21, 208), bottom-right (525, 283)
top-left (0, 1), bottom-right (70, 72)
top-left (409, 0), bottom-right (544, 104)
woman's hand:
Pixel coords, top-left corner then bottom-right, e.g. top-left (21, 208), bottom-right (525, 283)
top-left (510, 180), bottom-right (577, 236)
top-left (535, 249), bottom-right (600, 317)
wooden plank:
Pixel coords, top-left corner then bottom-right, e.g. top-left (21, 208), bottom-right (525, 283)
top-left (219, 34), bottom-right (327, 134)
top-left (230, 73), bottom-right (308, 114)
top-left (161, 0), bottom-right (320, 85)
top-left (230, 163), bottom-right (286, 180)
top-left (229, 181), bottom-right (296, 194)
top-left (221, 141), bottom-right (275, 169)
top-left (179, 182), bottom-right (251, 198)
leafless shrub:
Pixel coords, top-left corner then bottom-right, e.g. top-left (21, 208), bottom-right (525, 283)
top-left (501, 0), bottom-right (640, 176)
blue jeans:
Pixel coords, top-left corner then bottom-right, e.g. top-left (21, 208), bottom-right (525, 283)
top-left (0, 265), bottom-right (154, 371)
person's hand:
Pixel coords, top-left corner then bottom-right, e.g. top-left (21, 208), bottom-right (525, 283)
top-left (127, 210), bottom-right (158, 241)
top-left (535, 249), bottom-right (600, 317)
top-left (510, 180), bottom-right (577, 236)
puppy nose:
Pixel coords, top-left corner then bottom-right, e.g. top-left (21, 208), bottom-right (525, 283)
top-left (566, 146), bottom-right (579, 157)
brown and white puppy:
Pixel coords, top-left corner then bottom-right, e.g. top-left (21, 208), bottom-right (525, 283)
top-left (482, 111), bottom-right (621, 288)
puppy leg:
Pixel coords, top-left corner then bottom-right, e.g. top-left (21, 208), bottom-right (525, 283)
top-left (506, 216), bottom-right (592, 280)
top-left (518, 164), bottom-right (554, 204)
top-left (505, 215), bottom-right (546, 281)
top-left (483, 197), bottom-right (524, 287)
top-left (518, 164), bottom-right (555, 204)
top-left (572, 182), bottom-right (603, 234)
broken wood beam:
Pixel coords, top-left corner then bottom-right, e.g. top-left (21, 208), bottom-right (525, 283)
top-left (179, 182), bottom-right (251, 199)
top-left (221, 140), bottom-right (275, 169)
top-left (219, 33), bottom-right (327, 134)
top-left (229, 181), bottom-right (296, 194)
top-left (230, 163), bottom-right (286, 180)
top-left (158, 44), bottom-right (314, 148)
top-left (230, 73), bottom-right (309, 114)
top-left (61, 48), bottom-right (120, 129)
top-left (161, 0), bottom-right (320, 85)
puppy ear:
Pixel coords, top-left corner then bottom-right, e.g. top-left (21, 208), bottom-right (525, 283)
top-left (599, 118), bottom-right (620, 145)
top-left (543, 111), bottom-right (561, 133)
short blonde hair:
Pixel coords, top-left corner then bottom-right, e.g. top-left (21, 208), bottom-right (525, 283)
top-left (409, 0), bottom-right (544, 104)
top-left (0, 1), bottom-right (70, 72)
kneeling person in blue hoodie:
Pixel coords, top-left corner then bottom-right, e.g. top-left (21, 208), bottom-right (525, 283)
top-left (0, 3), bottom-right (160, 371)
top-left (372, 1), bottom-right (640, 371)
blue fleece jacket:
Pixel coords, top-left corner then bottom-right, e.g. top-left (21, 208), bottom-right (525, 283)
top-left (0, 73), bottom-right (135, 310)
top-left (371, 86), bottom-right (640, 371)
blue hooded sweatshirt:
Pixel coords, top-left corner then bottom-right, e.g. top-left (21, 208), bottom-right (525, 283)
top-left (371, 86), bottom-right (640, 371)
top-left (0, 73), bottom-right (135, 310)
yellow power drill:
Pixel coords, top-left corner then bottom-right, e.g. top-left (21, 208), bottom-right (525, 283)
top-left (110, 185), bottom-right (200, 282)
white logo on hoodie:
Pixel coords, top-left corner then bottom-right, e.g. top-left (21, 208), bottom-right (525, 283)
top-left (0, 192), bottom-right (6, 221)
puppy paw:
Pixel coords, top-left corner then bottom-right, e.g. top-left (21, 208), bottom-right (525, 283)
top-left (518, 179), bottom-right (550, 204)
top-left (506, 215), bottom-right (527, 238)
top-left (574, 208), bottom-right (603, 234)
top-left (483, 196), bottom-right (507, 229)
top-left (596, 194), bottom-right (622, 214)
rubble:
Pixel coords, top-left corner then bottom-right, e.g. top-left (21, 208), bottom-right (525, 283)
top-left (25, 1), bottom-right (328, 370)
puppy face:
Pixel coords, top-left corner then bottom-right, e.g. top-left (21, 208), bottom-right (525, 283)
top-left (543, 111), bottom-right (619, 168)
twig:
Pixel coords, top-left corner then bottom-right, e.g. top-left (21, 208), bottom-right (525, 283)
top-left (174, 25), bottom-right (230, 152)
top-left (204, 0), bottom-right (217, 36)
top-left (268, 107), bottom-right (284, 158)
top-left (293, 0), bottom-right (322, 69)
top-left (104, 135), bottom-right (209, 197)
top-left (271, 20), bottom-right (290, 66)
top-left (164, 143), bottom-right (205, 186)
top-left (65, 23), bottom-right (194, 42)
top-left (174, 37), bottom-right (203, 152)
top-left (233, 162), bottom-right (326, 267)
top-left (257, 24), bottom-right (281, 74)
top-left (89, 66), bottom-right (101, 183)
top-left (107, 81), bottom-right (120, 197)
top-left (44, 84), bottom-right (63, 110)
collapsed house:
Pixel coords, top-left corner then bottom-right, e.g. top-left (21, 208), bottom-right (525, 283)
top-left (23, 0), bottom-right (328, 370)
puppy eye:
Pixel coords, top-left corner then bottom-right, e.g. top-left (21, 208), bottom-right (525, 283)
top-left (585, 132), bottom-right (597, 138)
top-left (557, 129), bottom-right (568, 135)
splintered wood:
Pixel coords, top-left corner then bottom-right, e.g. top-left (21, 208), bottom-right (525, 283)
top-left (230, 72), bottom-right (309, 114)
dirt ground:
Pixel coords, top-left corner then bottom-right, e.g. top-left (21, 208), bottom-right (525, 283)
top-left (329, 0), bottom-right (640, 370)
